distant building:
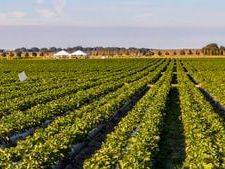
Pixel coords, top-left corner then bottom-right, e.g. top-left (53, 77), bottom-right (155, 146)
top-left (54, 50), bottom-right (88, 59)
top-left (54, 50), bottom-right (70, 59)
top-left (70, 50), bottom-right (87, 58)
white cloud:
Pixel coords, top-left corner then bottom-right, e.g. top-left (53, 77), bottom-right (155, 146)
top-left (0, 11), bottom-right (29, 25)
top-left (36, 9), bottom-right (55, 18)
top-left (36, 0), bottom-right (45, 4)
top-left (35, 0), bottom-right (66, 18)
top-left (0, 11), bottom-right (26, 19)
top-left (53, 0), bottom-right (66, 15)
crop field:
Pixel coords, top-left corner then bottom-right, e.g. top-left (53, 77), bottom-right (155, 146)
top-left (0, 58), bottom-right (225, 169)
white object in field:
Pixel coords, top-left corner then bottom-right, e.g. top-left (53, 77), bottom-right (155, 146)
top-left (18, 71), bottom-right (27, 82)
top-left (70, 50), bottom-right (87, 57)
top-left (54, 50), bottom-right (70, 59)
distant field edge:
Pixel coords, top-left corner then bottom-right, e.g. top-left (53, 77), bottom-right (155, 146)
top-left (1, 55), bottom-right (225, 60)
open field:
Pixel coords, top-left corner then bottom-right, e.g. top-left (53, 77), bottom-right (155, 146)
top-left (0, 58), bottom-right (225, 169)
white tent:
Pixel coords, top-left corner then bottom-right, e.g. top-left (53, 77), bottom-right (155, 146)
top-left (54, 50), bottom-right (70, 59)
top-left (70, 50), bottom-right (87, 57)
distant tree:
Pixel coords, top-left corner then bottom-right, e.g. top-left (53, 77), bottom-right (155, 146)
top-left (40, 52), bottom-right (44, 57)
top-left (32, 52), bottom-right (37, 57)
top-left (9, 52), bottom-right (14, 59)
top-left (220, 46), bottom-right (225, 55)
top-left (148, 51), bottom-right (154, 56)
top-left (21, 47), bottom-right (27, 52)
top-left (66, 47), bottom-right (74, 53)
top-left (158, 51), bottom-right (162, 56)
top-left (24, 52), bottom-right (29, 58)
top-left (29, 47), bottom-right (40, 52)
top-left (49, 47), bottom-right (57, 52)
top-left (16, 51), bottom-right (22, 58)
top-left (57, 48), bottom-right (62, 52)
top-left (40, 48), bottom-right (48, 52)
top-left (180, 50), bottom-right (186, 55)
top-left (74, 46), bottom-right (83, 51)
top-left (165, 51), bottom-right (170, 55)
top-left (1, 52), bottom-right (6, 58)
top-left (202, 43), bottom-right (220, 55)
top-left (125, 50), bottom-right (129, 56)
top-left (173, 51), bottom-right (177, 55)
top-left (188, 50), bottom-right (193, 55)
top-left (15, 48), bottom-right (26, 53)
top-left (196, 50), bottom-right (200, 55)
top-left (220, 46), bottom-right (225, 50)
top-left (205, 43), bottom-right (219, 48)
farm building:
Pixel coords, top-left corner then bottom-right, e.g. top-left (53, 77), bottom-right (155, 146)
top-left (54, 50), bottom-right (88, 59)
top-left (70, 50), bottom-right (87, 58)
top-left (54, 50), bottom-right (70, 59)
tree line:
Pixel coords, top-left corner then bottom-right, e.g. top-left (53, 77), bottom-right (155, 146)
top-left (0, 43), bottom-right (224, 59)
top-left (202, 43), bottom-right (225, 55)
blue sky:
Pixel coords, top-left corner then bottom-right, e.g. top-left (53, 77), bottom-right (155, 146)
top-left (0, 0), bottom-right (225, 49)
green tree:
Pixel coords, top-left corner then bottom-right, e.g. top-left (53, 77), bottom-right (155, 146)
top-left (40, 52), bottom-right (44, 57)
top-left (16, 51), bottom-right (22, 58)
top-left (202, 43), bottom-right (220, 55)
top-left (196, 50), bottom-right (200, 55)
top-left (24, 52), bottom-right (29, 58)
top-left (32, 52), bottom-right (37, 57)
top-left (188, 50), bottom-right (193, 55)
top-left (180, 50), bottom-right (186, 55)
top-left (158, 51), bottom-right (162, 56)
top-left (9, 52), bottom-right (14, 59)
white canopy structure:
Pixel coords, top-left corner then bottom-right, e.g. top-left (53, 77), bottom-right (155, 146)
top-left (54, 50), bottom-right (70, 59)
top-left (70, 50), bottom-right (87, 57)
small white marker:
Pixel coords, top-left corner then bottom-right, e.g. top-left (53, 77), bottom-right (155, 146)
top-left (18, 71), bottom-right (27, 82)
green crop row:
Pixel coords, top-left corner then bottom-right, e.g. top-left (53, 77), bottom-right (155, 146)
top-left (0, 60), bottom-right (168, 168)
top-left (116, 61), bottom-right (173, 169)
top-left (84, 61), bottom-right (173, 169)
top-left (181, 59), bottom-right (225, 107)
top-left (0, 59), bottom-right (158, 87)
top-left (0, 59), bottom-right (160, 118)
top-left (0, 58), bottom-right (151, 96)
top-left (0, 65), bottom-right (133, 102)
top-left (177, 61), bottom-right (225, 168)
top-left (0, 59), bottom-right (153, 114)
top-left (0, 59), bottom-right (160, 113)
top-left (0, 60), bottom-right (167, 144)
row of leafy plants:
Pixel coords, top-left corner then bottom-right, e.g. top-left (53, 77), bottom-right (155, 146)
top-left (0, 58), bottom-right (160, 107)
top-left (0, 59), bottom-right (167, 142)
top-left (0, 59), bottom-right (151, 95)
top-left (0, 60), bottom-right (169, 168)
top-left (0, 60), bottom-right (168, 145)
top-left (177, 61), bottom-right (225, 168)
top-left (181, 59), bottom-right (225, 107)
top-left (0, 59), bottom-right (161, 119)
top-left (84, 61), bottom-right (174, 169)
top-left (0, 59), bottom-right (158, 87)
top-left (0, 65), bottom-right (134, 101)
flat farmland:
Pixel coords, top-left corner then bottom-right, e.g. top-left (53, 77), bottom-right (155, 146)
top-left (0, 59), bottom-right (225, 169)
